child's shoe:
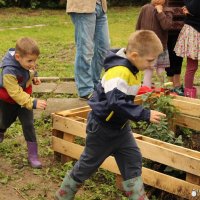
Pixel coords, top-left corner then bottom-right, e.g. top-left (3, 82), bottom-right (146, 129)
top-left (55, 172), bottom-right (82, 200)
top-left (27, 141), bottom-right (42, 168)
top-left (123, 176), bottom-right (149, 200)
top-left (173, 86), bottom-right (184, 96)
top-left (184, 87), bottom-right (197, 98)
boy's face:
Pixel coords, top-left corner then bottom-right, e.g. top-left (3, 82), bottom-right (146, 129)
top-left (15, 53), bottom-right (38, 70)
top-left (127, 52), bottom-right (158, 71)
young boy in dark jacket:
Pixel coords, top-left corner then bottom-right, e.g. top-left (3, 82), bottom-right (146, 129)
top-left (0, 37), bottom-right (47, 168)
top-left (55, 30), bottom-right (166, 200)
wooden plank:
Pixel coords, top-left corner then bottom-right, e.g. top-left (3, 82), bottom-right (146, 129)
top-left (134, 133), bottom-right (200, 159)
top-left (174, 95), bottom-right (200, 104)
top-left (136, 139), bottom-right (200, 176)
top-left (134, 94), bottom-right (200, 118)
top-left (52, 116), bottom-right (200, 175)
top-left (52, 129), bottom-right (63, 161)
top-left (55, 106), bottom-right (91, 118)
top-left (174, 114), bottom-right (200, 131)
top-left (53, 114), bottom-right (200, 161)
top-left (52, 115), bottom-right (86, 138)
top-left (52, 137), bottom-right (200, 199)
top-left (61, 133), bottom-right (75, 162)
top-left (186, 173), bottom-right (200, 185)
top-left (53, 114), bottom-right (143, 140)
top-left (171, 99), bottom-right (200, 117)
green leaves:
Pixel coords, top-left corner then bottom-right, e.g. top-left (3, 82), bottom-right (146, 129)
top-left (132, 94), bottom-right (182, 145)
top-left (0, 172), bottom-right (10, 184)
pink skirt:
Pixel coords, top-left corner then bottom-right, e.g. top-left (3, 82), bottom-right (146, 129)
top-left (174, 24), bottom-right (200, 60)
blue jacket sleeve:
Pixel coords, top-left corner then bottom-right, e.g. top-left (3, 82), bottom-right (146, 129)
top-left (106, 88), bottom-right (150, 122)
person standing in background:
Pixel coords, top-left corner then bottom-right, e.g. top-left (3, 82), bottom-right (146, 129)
top-left (136, 0), bottom-right (173, 88)
top-left (165, 0), bottom-right (184, 96)
top-left (174, 0), bottom-right (200, 98)
top-left (67, 0), bottom-right (110, 100)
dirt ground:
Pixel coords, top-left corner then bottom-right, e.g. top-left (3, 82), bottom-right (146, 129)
top-left (0, 129), bottom-right (86, 200)
top-left (0, 130), bottom-right (61, 200)
top-left (0, 153), bottom-right (58, 200)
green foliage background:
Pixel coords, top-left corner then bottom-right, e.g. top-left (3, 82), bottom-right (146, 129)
top-left (0, 0), bottom-right (150, 8)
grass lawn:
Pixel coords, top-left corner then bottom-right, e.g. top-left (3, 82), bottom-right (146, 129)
top-left (1, 7), bottom-right (199, 84)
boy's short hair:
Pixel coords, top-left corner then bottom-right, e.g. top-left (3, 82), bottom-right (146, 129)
top-left (15, 37), bottom-right (40, 57)
top-left (126, 30), bottom-right (163, 56)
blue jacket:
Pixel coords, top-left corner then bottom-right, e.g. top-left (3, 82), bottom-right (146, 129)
top-left (0, 48), bottom-right (37, 109)
top-left (88, 49), bottom-right (150, 129)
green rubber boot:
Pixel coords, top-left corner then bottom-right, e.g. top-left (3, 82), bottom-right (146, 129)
top-left (123, 176), bottom-right (149, 200)
top-left (55, 172), bottom-right (82, 200)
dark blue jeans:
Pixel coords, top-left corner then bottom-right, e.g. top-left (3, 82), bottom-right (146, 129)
top-left (70, 112), bottom-right (142, 183)
top-left (0, 100), bottom-right (36, 142)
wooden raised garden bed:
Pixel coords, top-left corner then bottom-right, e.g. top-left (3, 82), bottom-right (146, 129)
top-left (52, 95), bottom-right (200, 199)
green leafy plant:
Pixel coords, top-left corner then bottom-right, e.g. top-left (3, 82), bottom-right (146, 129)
top-left (131, 93), bottom-right (182, 145)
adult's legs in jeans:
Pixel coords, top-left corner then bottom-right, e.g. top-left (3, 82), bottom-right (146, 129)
top-left (70, 4), bottom-right (109, 97)
top-left (91, 4), bottom-right (110, 88)
top-left (70, 12), bottom-right (95, 97)
top-left (185, 57), bottom-right (198, 89)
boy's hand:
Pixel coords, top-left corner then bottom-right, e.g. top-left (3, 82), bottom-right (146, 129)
top-left (36, 99), bottom-right (47, 110)
top-left (33, 77), bottom-right (41, 85)
top-left (150, 110), bottom-right (166, 123)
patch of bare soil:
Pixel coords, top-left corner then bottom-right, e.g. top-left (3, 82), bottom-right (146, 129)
top-left (0, 156), bottom-right (59, 200)
top-left (0, 132), bottom-right (60, 200)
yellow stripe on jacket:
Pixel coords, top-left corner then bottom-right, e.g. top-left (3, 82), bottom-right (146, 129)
top-left (3, 74), bottom-right (35, 110)
top-left (101, 66), bottom-right (141, 96)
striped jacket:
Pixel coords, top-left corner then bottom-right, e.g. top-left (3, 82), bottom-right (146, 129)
top-left (88, 49), bottom-right (150, 129)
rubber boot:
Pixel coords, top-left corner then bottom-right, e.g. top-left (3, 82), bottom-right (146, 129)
top-left (55, 172), bottom-right (82, 200)
top-left (184, 87), bottom-right (197, 98)
top-left (27, 141), bottom-right (42, 168)
top-left (123, 176), bottom-right (149, 200)
top-left (0, 132), bottom-right (4, 143)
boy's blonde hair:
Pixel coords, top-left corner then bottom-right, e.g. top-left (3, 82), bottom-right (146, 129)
top-left (126, 30), bottom-right (163, 57)
top-left (15, 37), bottom-right (40, 57)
